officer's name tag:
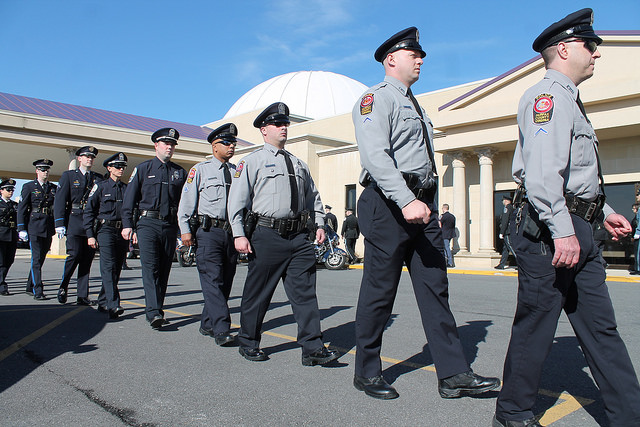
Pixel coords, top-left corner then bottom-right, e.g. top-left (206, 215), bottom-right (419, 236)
top-left (148, 175), bottom-right (156, 178)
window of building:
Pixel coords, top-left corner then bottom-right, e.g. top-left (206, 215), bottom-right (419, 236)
top-left (345, 184), bottom-right (356, 213)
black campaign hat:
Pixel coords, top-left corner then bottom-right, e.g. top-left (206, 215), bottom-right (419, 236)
top-left (374, 26), bottom-right (426, 63)
top-left (76, 146), bottom-right (98, 157)
top-left (532, 8), bottom-right (603, 53)
top-left (207, 123), bottom-right (238, 144)
top-left (33, 159), bottom-right (53, 169)
top-left (0, 178), bottom-right (16, 190)
top-left (253, 102), bottom-right (290, 128)
top-left (151, 127), bottom-right (180, 144)
top-left (103, 152), bottom-right (128, 168)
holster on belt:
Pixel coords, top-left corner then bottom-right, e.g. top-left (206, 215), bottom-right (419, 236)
top-left (243, 210), bottom-right (258, 239)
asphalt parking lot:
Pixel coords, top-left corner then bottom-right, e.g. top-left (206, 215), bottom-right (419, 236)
top-left (1, 249), bottom-right (638, 426)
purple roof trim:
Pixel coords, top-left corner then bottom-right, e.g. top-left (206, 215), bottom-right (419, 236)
top-left (438, 30), bottom-right (640, 112)
top-left (0, 92), bottom-right (252, 147)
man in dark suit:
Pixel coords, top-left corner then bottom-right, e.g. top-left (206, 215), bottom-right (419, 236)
top-left (495, 196), bottom-right (515, 269)
top-left (341, 209), bottom-right (359, 263)
top-left (440, 204), bottom-right (456, 267)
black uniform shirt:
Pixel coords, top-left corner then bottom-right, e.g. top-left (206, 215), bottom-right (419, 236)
top-left (83, 178), bottom-right (127, 238)
top-left (17, 180), bottom-right (56, 238)
top-left (122, 157), bottom-right (187, 229)
top-left (0, 198), bottom-right (18, 242)
top-left (54, 169), bottom-right (103, 236)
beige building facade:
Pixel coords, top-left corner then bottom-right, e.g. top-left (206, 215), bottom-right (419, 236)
top-left (1, 33), bottom-right (638, 267)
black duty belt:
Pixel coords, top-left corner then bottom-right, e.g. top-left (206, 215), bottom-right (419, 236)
top-left (139, 209), bottom-right (177, 223)
top-left (71, 203), bottom-right (85, 210)
top-left (366, 173), bottom-right (435, 200)
top-left (198, 215), bottom-right (230, 232)
top-left (0, 220), bottom-right (16, 228)
top-left (257, 214), bottom-right (308, 237)
top-left (565, 194), bottom-right (605, 223)
top-left (101, 219), bottom-right (123, 228)
top-left (33, 206), bottom-right (53, 215)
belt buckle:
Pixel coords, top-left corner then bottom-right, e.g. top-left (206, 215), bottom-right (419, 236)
top-left (585, 202), bottom-right (597, 221)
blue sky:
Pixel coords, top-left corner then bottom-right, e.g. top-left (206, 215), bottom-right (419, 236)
top-left (1, 1), bottom-right (639, 126)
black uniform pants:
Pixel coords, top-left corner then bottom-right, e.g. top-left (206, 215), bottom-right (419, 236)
top-left (136, 217), bottom-right (178, 321)
top-left (238, 226), bottom-right (324, 355)
top-left (96, 225), bottom-right (128, 311)
top-left (354, 187), bottom-right (470, 379)
top-left (345, 237), bottom-right (357, 262)
top-left (195, 227), bottom-right (237, 333)
top-left (496, 206), bottom-right (640, 426)
top-left (59, 234), bottom-right (96, 298)
top-left (27, 235), bottom-right (52, 295)
top-left (0, 239), bottom-right (17, 292)
top-left (497, 235), bottom-right (514, 267)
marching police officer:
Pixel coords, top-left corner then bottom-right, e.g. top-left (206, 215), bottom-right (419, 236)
top-left (178, 123), bottom-right (237, 346)
top-left (228, 102), bottom-right (338, 366)
top-left (17, 159), bottom-right (56, 299)
top-left (494, 9), bottom-right (640, 427)
top-left (122, 128), bottom-right (187, 329)
top-left (340, 208), bottom-right (359, 263)
top-left (323, 205), bottom-right (338, 231)
top-left (55, 146), bottom-right (102, 305)
top-left (0, 179), bottom-right (18, 296)
top-left (352, 27), bottom-right (499, 400)
top-left (84, 153), bottom-right (128, 319)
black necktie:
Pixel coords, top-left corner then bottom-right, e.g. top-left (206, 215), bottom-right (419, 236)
top-left (279, 150), bottom-right (298, 214)
top-left (160, 163), bottom-right (170, 217)
top-left (115, 182), bottom-right (123, 219)
top-left (407, 88), bottom-right (437, 175)
top-left (577, 93), bottom-right (606, 197)
top-left (223, 163), bottom-right (231, 218)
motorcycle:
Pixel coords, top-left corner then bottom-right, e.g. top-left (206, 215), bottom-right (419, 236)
top-left (176, 237), bottom-right (196, 267)
top-left (314, 229), bottom-right (349, 270)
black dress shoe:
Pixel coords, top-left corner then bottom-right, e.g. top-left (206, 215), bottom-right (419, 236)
top-left (494, 265), bottom-right (506, 270)
top-left (353, 375), bottom-right (399, 399)
top-left (302, 347), bottom-right (339, 366)
top-left (108, 309), bottom-right (119, 320)
top-left (0, 290), bottom-right (10, 296)
top-left (57, 288), bottom-right (67, 304)
top-left (214, 332), bottom-right (235, 347)
top-left (199, 326), bottom-right (214, 337)
top-left (121, 263), bottom-right (132, 270)
top-left (438, 370), bottom-right (500, 398)
top-left (97, 305), bottom-right (108, 313)
top-left (493, 414), bottom-right (541, 427)
top-left (76, 297), bottom-right (95, 306)
top-left (34, 294), bottom-right (47, 301)
top-left (150, 315), bottom-right (164, 329)
top-left (630, 270), bottom-right (640, 275)
top-left (114, 306), bottom-right (125, 316)
top-left (239, 347), bottom-right (268, 361)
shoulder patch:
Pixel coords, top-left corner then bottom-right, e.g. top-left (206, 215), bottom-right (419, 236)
top-left (234, 160), bottom-right (245, 178)
top-left (360, 93), bottom-right (374, 115)
top-left (186, 167), bottom-right (196, 184)
top-left (533, 94), bottom-right (554, 124)
top-left (88, 184), bottom-right (98, 198)
top-left (128, 167), bottom-right (138, 183)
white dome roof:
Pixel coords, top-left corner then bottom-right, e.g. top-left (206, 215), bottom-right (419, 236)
top-left (224, 71), bottom-right (367, 121)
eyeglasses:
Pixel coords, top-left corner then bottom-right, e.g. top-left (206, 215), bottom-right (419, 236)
top-left (3, 188), bottom-right (15, 192)
top-left (562, 39), bottom-right (598, 54)
top-left (216, 141), bottom-right (237, 147)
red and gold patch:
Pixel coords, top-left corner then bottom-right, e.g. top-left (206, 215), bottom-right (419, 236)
top-left (186, 167), bottom-right (196, 184)
top-left (533, 93), bottom-right (554, 124)
top-left (234, 160), bottom-right (244, 178)
top-left (360, 93), bottom-right (374, 115)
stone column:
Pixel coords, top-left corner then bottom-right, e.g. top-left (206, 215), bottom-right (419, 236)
top-left (66, 147), bottom-right (77, 170)
top-left (450, 152), bottom-right (468, 253)
top-left (476, 149), bottom-right (497, 253)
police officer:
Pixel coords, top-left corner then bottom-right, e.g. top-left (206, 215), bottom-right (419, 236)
top-left (228, 102), bottom-right (338, 366)
top-left (494, 9), bottom-right (640, 427)
top-left (352, 27), bottom-right (500, 400)
top-left (323, 205), bottom-right (338, 232)
top-left (122, 128), bottom-right (187, 329)
top-left (340, 208), bottom-right (359, 263)
top-left (178, 123), bottom-right (237, 346)
top-left (0, 179), bottom-right (18, 296)
top-left (55, 146), bottom-right (102, 305)
top-left (495, 196), bottom-right (514, 270)
top-left (84, 153), bottom-right (128, 319)
top-left (17, 159), bottom-right (56, 299)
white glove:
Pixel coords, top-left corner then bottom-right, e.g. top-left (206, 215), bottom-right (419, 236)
top-left (19, 231), bottom-right (29, 242)
top-left (56, 226), bottom-right (66, 239)
top-left (499, 234), bottom-right (503, 239)
top-left (634, 233), bottom-right (639, 240)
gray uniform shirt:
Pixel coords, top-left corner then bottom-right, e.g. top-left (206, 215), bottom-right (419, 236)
top-left (353, 75), bottom-right (435, 209)
top-left (227, 142), bottom-right (324, 237)
top-left (177, 157), bottom-right (236, 235)
top-left (512, 69), bottom-right (613, 239)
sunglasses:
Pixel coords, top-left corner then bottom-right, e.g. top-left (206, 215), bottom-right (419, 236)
top-left (216, 141), bottom-right (237, 147)
top-left (110, 164), bottom-right (126, 170)
top-left (269, 122), bottom-right (290, 128)
top-left (3, 188), bottom-right (15, 191)
top-left (562, 39), bottom-right (598, 54)
top-left (36, 167), bottom-right (50, 172)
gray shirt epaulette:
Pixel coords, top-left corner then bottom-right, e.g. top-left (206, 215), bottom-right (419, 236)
top-left (227, 143), bottom-right (324, 237)
top-left (352, 75), bottom-right (435, 209)
top-left (512, 69), bottom-right (613, 238)
top-left (177, 157), bottom-right (236, 235)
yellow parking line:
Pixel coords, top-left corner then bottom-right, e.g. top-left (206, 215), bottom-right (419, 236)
top-left (0, 306), bottom-right (87, 363)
